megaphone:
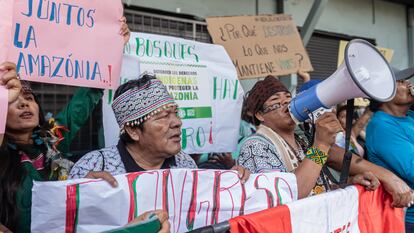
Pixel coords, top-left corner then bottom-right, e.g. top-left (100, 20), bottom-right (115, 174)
top-left (289, 39), bottom-right (396, 123)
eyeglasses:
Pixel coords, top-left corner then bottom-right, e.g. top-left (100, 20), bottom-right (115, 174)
top-left (262, 103), bottom-right (282, 113)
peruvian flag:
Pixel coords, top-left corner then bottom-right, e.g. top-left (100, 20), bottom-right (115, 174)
top-left (229, 185), bottom-right (405, 233)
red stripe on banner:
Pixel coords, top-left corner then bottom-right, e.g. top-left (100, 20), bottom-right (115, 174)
top-left (65, 184), bottom-right (78, 233)
top-left (64, 179), bottom-right (102, 233)
top-left (239, 182), bottom-right (246, 216)
top-left (186, 170), bottom-right (199, 230)
top-left (212, 170), bottom-right (221, 225)
top-left (126, 172), bottom-right (141, 222)
top-left (162, 170), bottom-right (170, 212)
top-left (229, 205), bottom-right (293, 233)
top-left (356, 185), bottom-right (405, 233)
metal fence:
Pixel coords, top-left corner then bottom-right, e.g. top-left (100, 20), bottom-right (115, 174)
top-left (124, 9), bottom-right (211, 43)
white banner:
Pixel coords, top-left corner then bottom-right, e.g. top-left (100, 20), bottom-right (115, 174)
top-left (229, 185), bottom-right (405, 233)
top-left (288, 186), bottom-right (360, 233)
top-left (31, 169), bottom-right (297, 233)
top-left (103, 32), bottom-right (244, 154)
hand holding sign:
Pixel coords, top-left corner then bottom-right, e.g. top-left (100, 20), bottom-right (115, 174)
top-left (0, 62), bottom-right (21, 103)
top-left (0, 61), bottom-right (22, 145)
top-left (119, 16), bottom-right (131, 45)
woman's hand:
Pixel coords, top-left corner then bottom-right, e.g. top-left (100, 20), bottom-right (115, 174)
top-left (85, 171), bottom-right (119, 187)
top-left (313, 112), bottom-right (343, 153)
top-left (381, 173), bottom-right (414, 208)
top-left (127, 210), bottom-right (170, 233)
top-left (297, 71), bottom-right (311, 83)
top-left (119, 16), bottom-right (130, 45)
top-left (348, 171), bottom-right (379, 191)
top-left (0, 62), bottom-right (21, 104)
top-left (231, 165), bottom-right (251, 184)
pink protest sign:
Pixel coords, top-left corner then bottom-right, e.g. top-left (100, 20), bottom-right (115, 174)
top-left (0, 0), bottom-right (14, 62)
top-left (0, 85), bottom-right (7, 135)
top-left (0, 0), bottom-right (124, 89)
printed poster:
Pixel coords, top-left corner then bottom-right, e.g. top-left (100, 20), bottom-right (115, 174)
top-left (103, 32), bottom-right (244, 154)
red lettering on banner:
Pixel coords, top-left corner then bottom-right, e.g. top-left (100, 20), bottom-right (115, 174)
top-left (254, 174), bottom-right (275, 208)
top-left (172, 170), bottom-right (188, 233)
top-left (65, 180), bottom-right (100, 233)
top-left (186, 170), bottom-right (215, 230)
top-left (211, 170), bottom-right (221, 225)
top-left (274, 177), bottom-right (294, 205)
top-left (162, 170), bottom-right (170, 212)
top-left (240, 181), bottom-right (246, 216)
top-left (330, 222), bottom-right (351, 233)
top-left (212, 171), bottom-right (244, 224)
top-left (126, 171), bottom-right (159, 222)
top-left (65, 184), bottom-right (78, 233)
top-left (186, 170), bottom-right (199, 230)
top-left (199, 201), bottom-right (211, 226)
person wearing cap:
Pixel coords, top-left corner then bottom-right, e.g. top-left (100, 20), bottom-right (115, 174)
top-left (237, 75), bottom-right (380, 198)
top-left (69, 75), bottom-right (250, 182)
top-left (365, 67), bottom-right (414, 231)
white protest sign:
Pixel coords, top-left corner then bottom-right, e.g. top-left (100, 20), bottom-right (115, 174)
top-left (103, 32), bottom-right (244, 154)
top-left (31, 169), bottom-right (297, 233)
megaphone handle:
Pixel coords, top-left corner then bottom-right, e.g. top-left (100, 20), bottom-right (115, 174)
top-left (339, 99), bottom-right (355, 188)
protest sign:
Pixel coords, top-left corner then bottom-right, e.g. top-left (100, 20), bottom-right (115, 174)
top-left (103, 32), bottom-right (244, 154)
top-left (337, 40), bottom-right (394, 67)
top-left (206, 14), bottom-right (313, 80)
top-left (0, 0), bottom-right (124, 89)
top-left (0, 0), bottom-right (14, 62)
top-left (0, 86), bottom-right (7, 145)
top-left (0, 0), bottom-right (13, 145)
top-left (31, 169), bottom-right (298, 233)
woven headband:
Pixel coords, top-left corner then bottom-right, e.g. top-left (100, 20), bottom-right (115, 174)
top-left (112, 79), bottom-right (176, 128)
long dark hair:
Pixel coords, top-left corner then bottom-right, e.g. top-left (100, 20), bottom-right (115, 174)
top-left (0, 92), bottom-right (46, 231)
top-left (0, 139), bottom-right (25, 231)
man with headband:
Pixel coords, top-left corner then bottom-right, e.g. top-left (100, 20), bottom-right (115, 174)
top-left (69, 74), bottom-right (250, 183)
top-left (366, 67), bottom-right (414, 232)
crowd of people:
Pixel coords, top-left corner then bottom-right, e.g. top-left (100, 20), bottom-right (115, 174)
top-left (0, 19), bottom-right (413, 233)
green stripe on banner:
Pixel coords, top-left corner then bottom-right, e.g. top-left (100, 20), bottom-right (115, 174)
top-left (178, 107), bottom-right (212, 119)
top-left (133, 178), bottom-right (139, 218)
top-left (74, 184), bottom-right (80, 233)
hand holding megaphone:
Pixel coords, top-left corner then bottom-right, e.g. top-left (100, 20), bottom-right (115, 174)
top-left (313, 112), bottom-right (343, 152)
top-left (289, 39), bottom-right (396, 123)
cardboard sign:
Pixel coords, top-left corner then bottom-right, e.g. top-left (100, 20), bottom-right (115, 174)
top-left (337, 40), bottom-right (394, 67)
top-left (31, 169), bottom-right (297, 233)
top-left (0, 0), bottom-right (124, 89)
top-left (103, 32), bottom-right (244, 154)
top-left (206, 14), bottom-right (313, 80)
